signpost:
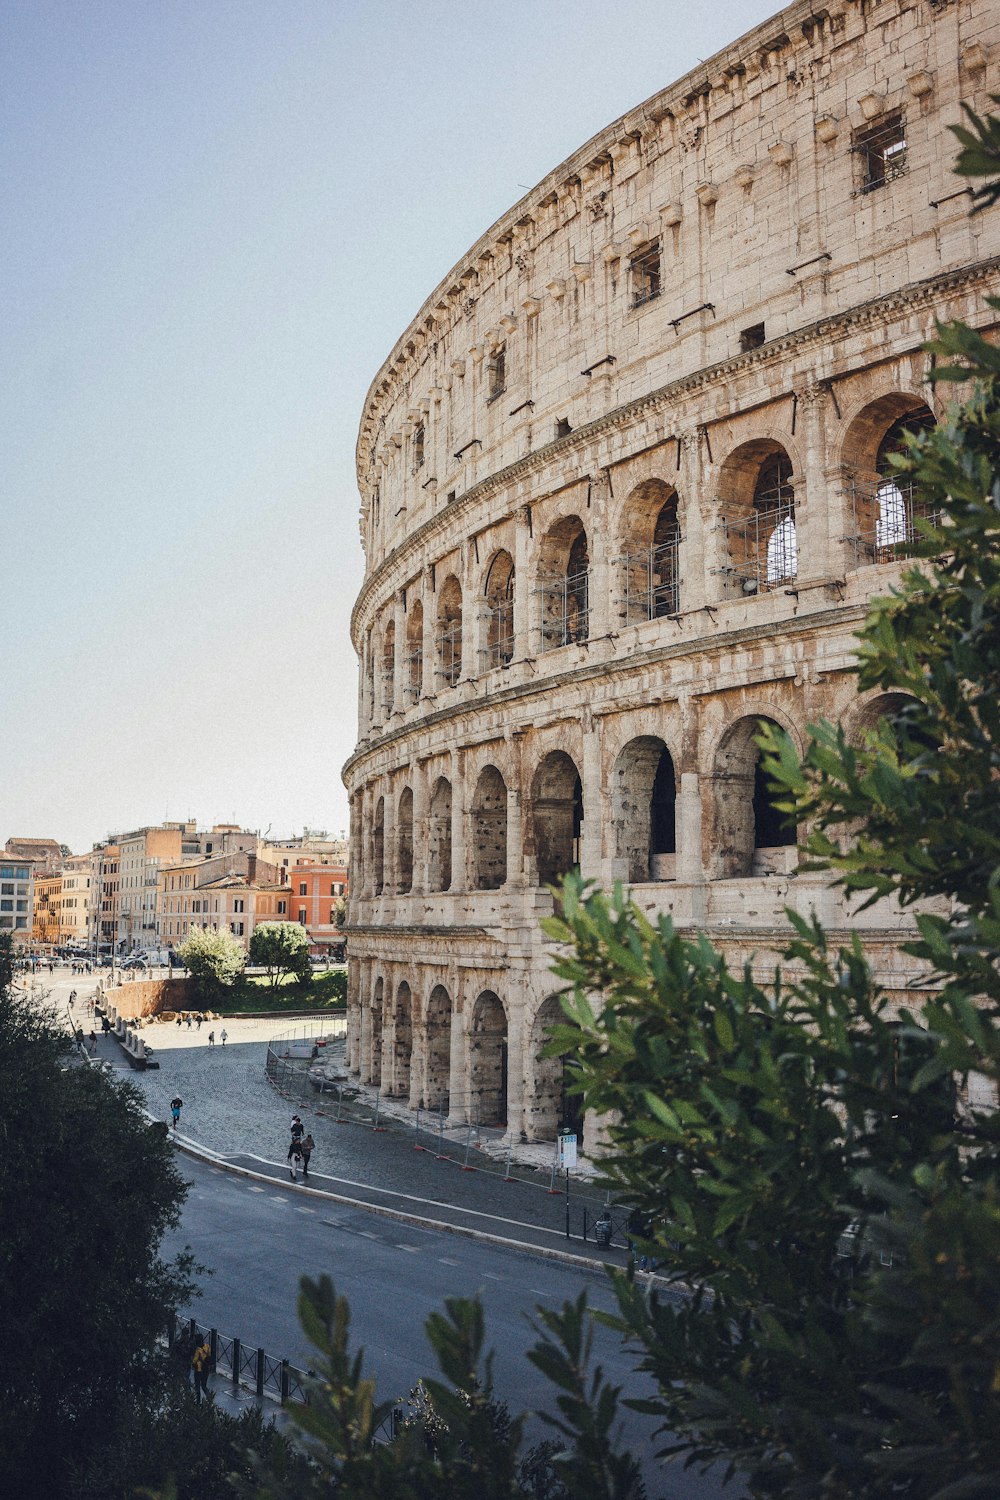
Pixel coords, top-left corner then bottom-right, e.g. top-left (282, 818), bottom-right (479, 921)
top-left (559, 1130), bottom-right (577, 1238)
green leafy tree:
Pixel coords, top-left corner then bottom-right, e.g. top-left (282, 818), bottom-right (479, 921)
top-left (249, 921), bottom-right (312, 990)
top-left (536, 116), bottom-right (1000, 1500)
top-left (178, 923), bottom-right (246, 997)
top-left (0, 933), bottom-right (196, 1499)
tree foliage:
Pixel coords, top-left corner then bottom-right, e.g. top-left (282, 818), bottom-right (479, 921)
top-left (249, 921), bottom-right (312, 989)
top-left (0, 934), bottom-right (196, 1498)
top-left (178, 923), bottom-right (246, 995)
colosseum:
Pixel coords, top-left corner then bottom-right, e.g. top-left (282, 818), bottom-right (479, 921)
top-left (343, 0), bottom-right (1000, 1152)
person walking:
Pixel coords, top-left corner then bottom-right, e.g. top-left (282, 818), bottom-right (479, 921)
top-left (186, 1014), bottom-right (193, 1030)
top-left (207, 1030), bottom-right (215, 1047)
top-left (196, 1013), bottom-right (203, 1030)
top-left (87, 1031), bottom-right (97, 1054)
top-left (300, 1133), bottom-right (315, 1180)
top-left (191, 1334), bottom-right (212, 1403)
top-left (290, 1114), bottom-right (304, 1144)
top-left (220, 1028), bottom-right (228, 1047)
top-left (170, 1096), bottom-right (183, 1130)
top-left (287, 1140), bottom-right (305, 1181)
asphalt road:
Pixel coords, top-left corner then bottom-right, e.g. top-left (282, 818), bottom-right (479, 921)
top-left (165, 1153), bottom-right (744, 1500)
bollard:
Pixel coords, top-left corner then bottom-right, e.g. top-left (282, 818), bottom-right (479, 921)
top-left (462, 1120), bottom-right (475, 1171)
top-left (372, 1091), bottom-right (386, 1131)
top-left (503, 1137), bottom-right (514, 1182)
top-left (256, 1347), bottom-right (265, 1398)
top-left (436, 1105), bottom-right (447, 1159)
top-left (280, 1358), bottom-right (290, 1405)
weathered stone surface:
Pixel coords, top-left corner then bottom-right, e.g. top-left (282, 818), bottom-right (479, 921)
top-left (344, 0), bottom-right (1000, 1153)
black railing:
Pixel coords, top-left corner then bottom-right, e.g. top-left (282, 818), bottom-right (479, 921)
top-left (167, 1313), bottom-right (310, 1406)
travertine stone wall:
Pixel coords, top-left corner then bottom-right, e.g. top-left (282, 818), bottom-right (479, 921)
top-left (343, 0), bottom-right (1000, 1152)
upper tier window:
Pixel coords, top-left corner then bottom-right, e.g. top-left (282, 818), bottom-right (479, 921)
top-left (630, 241), bottom-right (661, 309)
top-left (856, 114), bottom-right (907, 193)
top-left (487, 346), bottom-right (506, 403)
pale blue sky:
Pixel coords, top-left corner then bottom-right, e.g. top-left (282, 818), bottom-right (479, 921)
top-left (2, 0), bottom-right (778, 853)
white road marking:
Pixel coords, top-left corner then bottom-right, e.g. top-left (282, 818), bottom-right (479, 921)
top-left (295, 1206), bottom-right (316, 1215)
top-left (270, 1195), bottom-right (288, 1204)
top-left (247, 1185), bottom-right (265, 1193)
top-left (356, 1230), bottom-right (377, 1239)
top-left (395, 1243), bottom-right (419, 1253)
top-left (438, 1257), bottom-right (459, 1267)
top-left (484, 1272), bottom-right (502, 1280)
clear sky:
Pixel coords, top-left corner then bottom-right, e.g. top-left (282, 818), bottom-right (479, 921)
top-left (2, 0), bottom-right (779, 854)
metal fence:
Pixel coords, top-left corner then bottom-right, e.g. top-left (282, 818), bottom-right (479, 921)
top-left (168, 1313), bottom-right (310, 1406)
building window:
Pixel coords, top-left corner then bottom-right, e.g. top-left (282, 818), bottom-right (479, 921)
top-left (329, 908), bottom-right (337, 924)
top-left (740, 323), bottom-right (765, 352)
top-left (630, 241), bottom-right (661, 308)
top-left (299, 882), bottom-right (308, 896)
top-left (555, 417), bottom-right (572, 439)
top-left (413, 423), bottom-right (425, 468)
top-left (487, 345), bottom-right (506, 403)
top-left (233, 899), bottom-right (244, 913)
top-left (298, 908), bottom-right (307, 925)
top-left (856, 114), bottom-right (907, 192)
top-left (278, 900), bottom-right (286, 914)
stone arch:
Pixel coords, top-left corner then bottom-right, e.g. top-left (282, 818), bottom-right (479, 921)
top-left (840, 396), bottom-right (937, 563)
top-left (370, 975), bottom-right (384, 1086)
top-left (847, 690), bottom-right (921, 745)
top-left (424, 983), bottom-right (452, 1110)
top-left (471, 765), bottom-right (508, 889)
top-left (436, 574), bottom-right (463, 686)
top-left (405, 599), bottom-right (423, 697)
top-left (611, 736), bottom-right (677, 882)
top-left (718, 439), bottom-right (797, 593)
top-left (397, 785), bottom-right (413, 894)
top-left (712, 714), bottom-right (798, 878)
top-left (427, 776), bottom-right (453, 892)
top-left (469, 990), bottom-right (508, 1126)
top-left (390, 980), bottom-right (412, 1097)
top-left (530, 750), bottom-right (584, 886)
top-left (526, 994), bottom-right (584, 1144)
top-left (372, 796), bottom-right (385, 896)
top-left (380, 618), bottom-right (395, 716)
top-left (617, 479), bottom-right (682, 621)
top-left (483, 549), bottom-right (515, 668)
top-left (538, 515), bottom-right (589, 648)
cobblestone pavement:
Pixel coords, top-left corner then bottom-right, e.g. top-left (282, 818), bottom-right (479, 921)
top-left (117, 1016), bottom-right (623, 1250)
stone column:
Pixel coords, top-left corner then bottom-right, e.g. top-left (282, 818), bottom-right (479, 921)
top-left (448, 988), bottom-right (469, 1126)
top-left (412, 759), bottom-right (429, 896)
top-left (587, 474), bottom-right (612, 642)
top-left (580, 707), bottom-right (603, 879)
top-left (678, 426), bottom-right (711, 611)
top-left (450, 750), bottom-right (467, 892)
top-left (358, 971), bottom-right (371, 1080)
top-left (391, 590), bottom-right (406, 715)
top-left (346, 957), bottom-right (361, 1071)
top-left (513, 505), bottom-right (533, 660)
top-left (505, 728), bottom-right (526, 886)
top-left (421, 564), bottom-right (435, 698)
top-left (795, 382), bottom-right (831, 581)
top-left (460, 539), bottom-right (476, 681)
top-left (506, 993), bottom-right (527, 1141)
top-left (408, 988), bottom-right (425, 1110)
top-left (382, 780), bottom-right (396, 897)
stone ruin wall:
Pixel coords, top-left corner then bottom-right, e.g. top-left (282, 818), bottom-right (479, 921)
top-left (342, 0), bottom-right (1000, 1151)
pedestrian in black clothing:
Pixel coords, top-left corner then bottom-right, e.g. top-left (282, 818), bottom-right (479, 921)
top-left (288, 1140), bottom-right (304, 1181)
top-left (170, 1097), bottom-right (183, 1130)
top-left (300, 1133), bottom-right (314, 1179)
top-left (290, 1114), bottom-right (304, 1143)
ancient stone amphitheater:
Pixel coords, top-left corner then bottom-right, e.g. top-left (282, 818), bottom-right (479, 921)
top-left (343, 0), bottom-right (1000, 1151)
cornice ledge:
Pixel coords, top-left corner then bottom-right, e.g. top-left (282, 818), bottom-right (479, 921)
top-left (351, 254), bottom-right (1000, 643)
top-left (342, 602), bottom-right (868, 784)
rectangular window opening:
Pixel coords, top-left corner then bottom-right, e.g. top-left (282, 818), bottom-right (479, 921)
top-left (740, 323), bottom-right (765, 353)
top-left (630, 241), bottom-right (661, 309)
top-left (856, 114), bottom-right (907, 192)
top-left (487, 346), bottom-right (506, 403)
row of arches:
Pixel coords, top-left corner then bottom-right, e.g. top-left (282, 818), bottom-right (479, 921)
top-left (363, 718), bottom-right (793, 899)
top-left (359, 979), bottom-right (579, 1142)
top-left (364, 398), bottom-right (936, 724)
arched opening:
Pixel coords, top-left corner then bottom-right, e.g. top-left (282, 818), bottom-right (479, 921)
top-left (843, 397), bottom-right (937, 566)
top-left (527, 995), bottom-right (584, 1144)
top-left (372, 797), bottom-right (385, 896)
top-left (370, 977), bottom-right (384, 1086)
top-left (397, 786), bottom-right (413, 894)
top-left (538, 516), bottom-right (589, 650)
top-left (469, 991), bottom-right (508, 1126)
top-left (483, 550), bottom-right (515, 669)
top-left (531, 751), bottom-right (584, 886)
top-left (714, 716), bottom-right (796, 878)
top-left (424, 984), bottom-right (452, 1110)
top-left (436, 575), bottom-right (463, 687)
top-left (472, 766), bottom-right (508, 889)
top-left (618, 481), bottom-right (682, 622)
top-left (380, 620), bottom-right (395, 717)
top-left (611, 737), bottom-right (677, 882)
top-left (405, 600), bottom-right (423, 700)
top-left (427, 777), bottom-right (453, 892)
top-left (719, 442), bottom-right (796, 595)
top-left (391, 981), bottom-right (412, 1097)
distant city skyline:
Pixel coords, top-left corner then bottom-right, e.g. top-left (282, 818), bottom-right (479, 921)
top-left (3, 0), bottom-right (778, 853)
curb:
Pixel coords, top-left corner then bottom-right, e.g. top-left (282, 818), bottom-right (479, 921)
top-left (165, 1131), bottom-right (621, 1276)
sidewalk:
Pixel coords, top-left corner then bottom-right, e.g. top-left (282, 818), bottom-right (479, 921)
top-left (91, 1015), bottom-right (633, 1270)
